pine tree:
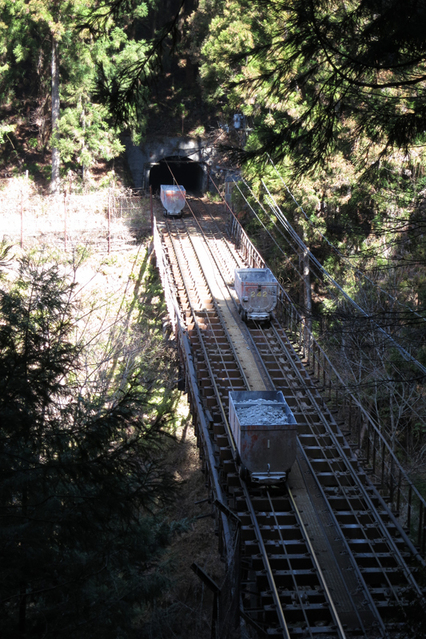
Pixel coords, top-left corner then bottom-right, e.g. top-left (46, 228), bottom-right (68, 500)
top-left (0, 255), bottom-right (180, 638)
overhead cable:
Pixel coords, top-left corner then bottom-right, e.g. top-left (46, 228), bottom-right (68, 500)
top-left (267, 155), bottom-right (426, 325)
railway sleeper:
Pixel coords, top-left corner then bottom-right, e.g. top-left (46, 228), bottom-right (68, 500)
top-left (244, 538), bottom-right (308, 554)
top-left (226, 471), bottom-right (242, 487)
top-left (262, 603), bottom-right (335, 627)
top-left (324, 490), bottom-right (379, 506)
top-left (251, 553), bottom-right (315, 570)
top-left (257, 572), bottom-right (324, 590)
top-left (303, 446), bottom-right (357, 462)
top-left (352, 551), bottom-right (412, 564)
top-left (336, 511), bottom-right (396, 525)
top-left (339, 524), bottom-right (390, 540)
top-left (219, 445), bottom-right (233, 461)
top-left (348, 538), bottom-right (407, 554)
top-left (341, 523), bottom-right (404, 542)
top-left (262, 597), bottom-right (332, 613)
top-left (354, 555), bottom-right (402, 569)
top-left (265, 628), bottom-right (340, 636)
top-left (298, 434), bottom-right (337, 447)
top-left (314, 471), bottom-right (363, 487)
top-left (368, 586), bottom-right (416, 601)
top-left (309, 458), bottom-right (352, 472)
top-left (237, 495), bottom-right (292, 511)
top-left (359, 565), bottom-right (409, 580)
top-left (241, 524), bottom-right (303, 542)
top-left (239, 512), bottom-right (297, 526)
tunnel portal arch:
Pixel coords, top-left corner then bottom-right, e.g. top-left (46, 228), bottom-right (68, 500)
top-left (148, 156), bottom-right (206, 194)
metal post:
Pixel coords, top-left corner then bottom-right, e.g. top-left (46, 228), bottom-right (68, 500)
top-left (372, 428), bottom-right (376, 475)
top-left (397, 470), bottom-right (401, 515)
top-left (108, 188), bottom-right (111, 254)
top-left (150, 185), bottom-right (153, 232)
top-left (64, 190), bottom-right (67, 251)
top-left (381, 440), bottom-right (386, 488)
top-left (407, 485), bottom-right (412, 533)
top-left (20, 188), bottom-right (24, 249)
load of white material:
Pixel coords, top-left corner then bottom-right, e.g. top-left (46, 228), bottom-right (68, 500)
top-left (236, 398), bottom-right (288, 425)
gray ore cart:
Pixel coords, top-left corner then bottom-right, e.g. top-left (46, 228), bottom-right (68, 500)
top-left (160, 184), bottom-right (186, 217)
top-left (234, 268), bottom-right (278, 322)
top-left (229, 390), bottom-right (297, 485)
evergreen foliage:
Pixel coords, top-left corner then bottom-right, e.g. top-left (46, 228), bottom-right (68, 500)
top-left (0, 254), bottom-right (181, 638)
top-left (0, 0), bottom-right (160, 182)
top-left (197, 0), bottom-right (426, 174)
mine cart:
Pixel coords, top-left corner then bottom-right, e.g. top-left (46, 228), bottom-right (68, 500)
top-left (229, 390), bottom-right (297, 485)
top-left (160, 185), bottom-right (186, 217)
top-left (234, 268), bottom-right (278, 322)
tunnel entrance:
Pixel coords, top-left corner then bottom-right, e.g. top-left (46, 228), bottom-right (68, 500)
top-left (149, 156), bottom-right (205, 194)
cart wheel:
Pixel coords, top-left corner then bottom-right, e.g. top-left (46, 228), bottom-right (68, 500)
top-left (239, 464), bottom-right (249, 483)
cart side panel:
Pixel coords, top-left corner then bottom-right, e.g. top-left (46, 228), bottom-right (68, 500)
top-left (229, 391), bottom-right (297, 477)
top-left (234, 268), bottom-right (278, 318)
top-left (160, 185), bottom-right (186, 215)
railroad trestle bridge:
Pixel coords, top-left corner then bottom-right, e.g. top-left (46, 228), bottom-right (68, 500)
top-left (152, 196), bottom-right (426, 639)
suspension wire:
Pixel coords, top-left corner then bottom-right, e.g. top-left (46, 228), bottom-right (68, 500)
top-left (260, 180), bottom-right (426, 378)
top-left (161, 158), bottom-right (426, 377)
top-left (164, 158), bottom-right (179, 186)
top-left (161, 161), bottom-right (426, 434)
top-left (240, 179), bottom-right (347, 324)
top-left (209, 170), bottom-right (426, 434)
top-left (241, 177), bottom-right (426, 431)
top-left (239, 170), bottom-right (426, 379)
top-left (235, 180), bottom-right (301, 269)
top-left (238, 176), bottom-right (343, 310)
top-left (267, 155), bottom-right (426, 325)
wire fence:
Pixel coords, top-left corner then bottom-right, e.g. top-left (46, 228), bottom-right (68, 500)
top-left (0, 177), bottom-right (151, 253)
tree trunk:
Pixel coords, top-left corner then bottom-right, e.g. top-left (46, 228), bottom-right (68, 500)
top-left (303, 246), bottom-right (312, 332)
top-left (51, 36), bottom-right (60, 194)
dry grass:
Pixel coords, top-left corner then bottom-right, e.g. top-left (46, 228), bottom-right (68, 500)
top-left (0, 177), bottom-right (151, 250)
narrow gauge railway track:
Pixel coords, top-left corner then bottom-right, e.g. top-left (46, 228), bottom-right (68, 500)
top-left (154, 197), bottom-right (426, 639)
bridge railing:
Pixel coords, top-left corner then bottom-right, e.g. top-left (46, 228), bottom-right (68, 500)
top-left (228, 210), bottom-right (426, 556)
top-left (153, 216), bottom-right (240, 638)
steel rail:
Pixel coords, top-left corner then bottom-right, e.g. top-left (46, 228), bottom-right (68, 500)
top-left (284, 487), bottom-right (349, 639)
top-left (177, 216), bottom-right (251, 391)
top-left (268, 322), bottom-right (426, 567)
top-left (182, 205), bottom-right (276, 393)
top-left (259, 322), bottom-right (426, 613)
top-left (175, 204), bottom-right (378, 631)
top-left (167, 218), bottom-right (249, 459)
top-left (154, 200), bottom-right (426, 637)
top-left (241, 482), bottom-right (291, 639)
top-left (153, 217), bottom-right (235, 560)
top-left (164, 220), bottom-right (242, 450)
top-left (165, 207), bottom-right (301, 636)
top-left (248, 326), bottom-right (387, 631)
top-left (242, 318), bottom-right (425, 634)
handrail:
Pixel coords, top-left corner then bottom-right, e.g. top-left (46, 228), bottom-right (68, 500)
top-left (153, 217), bottom-right (235, 562)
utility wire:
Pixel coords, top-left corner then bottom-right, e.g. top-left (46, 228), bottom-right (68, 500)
top-left (259, 180), bottom-right (426, 377)
top-left (267, 155), bottom-right (426, 325)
